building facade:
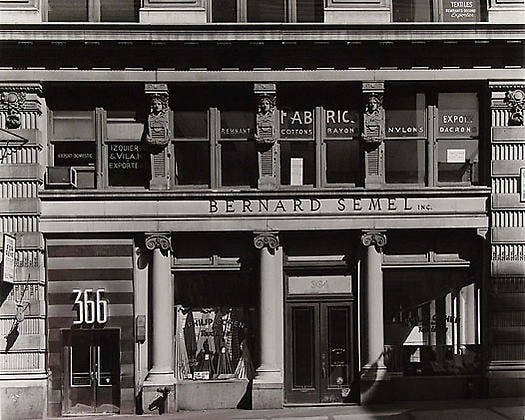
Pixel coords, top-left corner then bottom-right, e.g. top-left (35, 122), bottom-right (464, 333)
top-left (0, 1), bottom-right (524, 418)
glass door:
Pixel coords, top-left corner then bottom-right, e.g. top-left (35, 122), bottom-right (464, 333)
top-left (63, 330), bottom-right (120, 414)
top-left (285, 302), bottom-right (355, 404)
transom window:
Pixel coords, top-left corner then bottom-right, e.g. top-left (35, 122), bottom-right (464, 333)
top-left (211, 0), bottom-right (323, 22)
top-left (46, 0), bottom-right (139, 22)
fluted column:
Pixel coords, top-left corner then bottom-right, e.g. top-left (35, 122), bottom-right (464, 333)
top-left (361, 231), bottom-right (387, 372)
top-left (252, 231), bottom-right (283, 409)
top-left (145, 233), bottom-right (174, 384)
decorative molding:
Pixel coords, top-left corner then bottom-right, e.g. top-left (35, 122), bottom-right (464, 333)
top-left (253, 231), bottom-right (279, 250)
top-left (254, 83), bottom-right (277, 145)
top-left (0, 83), bottom-right (42, 130)
top-left (145, 83), bottom-right (170, 148)
top-left (145, 233), bottom-right (172, 252)
top-left (504, 89), bottom-right (524, 126)
top-left (362, 92), bottom-right (384, 146)
top-left (361, 231), bottom-right (387, 249)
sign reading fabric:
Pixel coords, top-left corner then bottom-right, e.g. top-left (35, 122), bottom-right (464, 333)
top-left (2, 234), bottom-right (15, 284)
top-left (325, 110), bottom-right (359, 137)
top-left (442, 0), bottom-right (480, 21)
top-left (54, 142), bottom-right (96, 167)
top-left (280, 110), bottom-right (314, 138)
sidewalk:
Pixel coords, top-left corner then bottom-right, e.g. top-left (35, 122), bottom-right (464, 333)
top-left (54, 398), bottom-right (524, 420)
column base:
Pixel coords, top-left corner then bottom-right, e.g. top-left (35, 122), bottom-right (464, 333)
top-left (142, 383), bottom-right (176, 415)
top-left (360, 365), bottom-right (391, 405)
top-left (252, 381), bottom-right (283, 409)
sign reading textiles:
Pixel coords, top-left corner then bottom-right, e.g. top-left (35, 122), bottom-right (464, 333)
top-left (442, 0), bottom-right (480, 21)
top-left (2, 234), bottom-right (15, 284)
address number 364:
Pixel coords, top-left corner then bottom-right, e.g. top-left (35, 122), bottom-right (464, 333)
top-left (72, 288), bottom-right (109, 325)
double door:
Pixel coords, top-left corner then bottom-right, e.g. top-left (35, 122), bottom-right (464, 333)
top-left (285, 301), bottom-right (356, 404)
top-left (63, 329), bottom-right (120, 414)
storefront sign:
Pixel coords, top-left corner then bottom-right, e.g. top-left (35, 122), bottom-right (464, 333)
top-left (2, 234), bottom-right (15, 284)
top-left (108, 143), bottom-right (147, 171)
top-left (386, 125), bottom-right (425, 136)
top-left (288, 275), bottom-right (352, 295)
top-left (446, 149), bottom-right (466, 164)
top-left (220, 111), bottom-right (254, 139)
top-left (442, 0), bottom-right (480, 22)
top-left (207, 196), bottom-right (485, 215)
top-left (280, 110), bottom-right (313, 138)
top-left (54, 142), bottom-right (96, 167)
top-left (439, 112), bottom-right (478, 136)
top-left (325, 110), bottom-right (359, 138)
top-left (72, 288), bottom-right (108, 325)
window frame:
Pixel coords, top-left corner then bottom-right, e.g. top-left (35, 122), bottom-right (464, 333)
top-left (209, 0), bottom-right (322, 23)
top-left (45, 0), bottom-right (139, 22)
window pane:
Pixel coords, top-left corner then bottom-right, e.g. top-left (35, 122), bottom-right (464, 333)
top-left (385, 92), bottom-right (426, 138)
top-left (438, 93), bottom-right (479, 139)
top-left (281, 142), bottom-right (315, 186)
top-left (100, 0), bottom-right (139, 22)
top-left (292, 307), bottom-right (315, 387)
top-left (326, 141), bottom-right (361, 184)
top-left (53, 142), bottom-right (96, 167)
top-left (280, 110), bottom-right (314, 139)
top-left (52, 111), bottom-right (94, 140)
top-left (393, 0), bottom-right (432, 21)
top-left (48, 0), bottom-right (88, 21)
top-left (212, 0), bottom-right (237, 22)
top-left (437, 140), bottom-right (479, 183)
top-left (247, 0), bottom-right (285, 22)
top-left (175, 142), bottom-right (210, 186)
top-left (107, 143), bottom-right (150, 187)
top-left (221, 142), bottom-right (258, 187)
top-left (297, 0), bottom-right (324, 22)
top-left (175, 111), bottom-right (208, 139)
top-left (385, 140), bottom-right (426, 184)
top-left (220, 111), bottom-right (255, 140)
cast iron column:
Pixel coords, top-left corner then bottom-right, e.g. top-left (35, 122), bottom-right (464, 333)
top-left (253, 231), bottom-right (283, 408)
top-left (145, 233), bottom-right (174, 383)
top-left (361, 231), bottom-right (387, 372)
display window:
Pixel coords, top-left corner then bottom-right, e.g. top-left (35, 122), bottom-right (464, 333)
top-left (174, 266), bottom-right (258, 382)
top-left (211, 0), bottom-right (323, 22)
top-left (384, 269), bottom-right (481, 376)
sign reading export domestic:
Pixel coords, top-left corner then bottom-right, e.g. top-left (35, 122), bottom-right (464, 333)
top-left (442, 0), bottom-right (480, 22)
top-left (2, 234), bottom-right (16, 284)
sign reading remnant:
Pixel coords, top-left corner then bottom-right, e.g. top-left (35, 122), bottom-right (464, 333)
top-left (442, 0), bottom-right (480, 21)
top-left (2, 234), bottom-right (15, 284)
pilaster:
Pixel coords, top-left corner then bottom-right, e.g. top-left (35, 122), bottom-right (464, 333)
top-left (486, 82), bottom-right (525, 397)
top-left (140, 0), bottom-right (207, 23)
top-left (145, 84), bottom-right (171, 191)
top-left (254, 84), bottom-right (279, 190)
top-left (252, 231), bottom-right (284, 409)
top-left (362, 82), bottom-right (385, 188)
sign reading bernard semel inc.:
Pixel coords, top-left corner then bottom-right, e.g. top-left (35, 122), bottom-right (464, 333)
top-left (2, 234), bottom-right (16, 284)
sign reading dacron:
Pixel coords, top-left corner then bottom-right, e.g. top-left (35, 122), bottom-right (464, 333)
top-left (2, 234), bottom-right (16, 284)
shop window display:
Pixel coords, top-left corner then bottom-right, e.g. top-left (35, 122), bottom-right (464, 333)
top-left (176, 307), bottom-right (256, 381)
top-left (383, 269), bottom-right (481, 376)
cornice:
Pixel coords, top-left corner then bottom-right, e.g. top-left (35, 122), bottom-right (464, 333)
top-left (0, 23), bottom-right (523, 43)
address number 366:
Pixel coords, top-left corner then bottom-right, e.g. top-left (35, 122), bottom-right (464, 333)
top-left (72, 288), bottom-right (109, 325)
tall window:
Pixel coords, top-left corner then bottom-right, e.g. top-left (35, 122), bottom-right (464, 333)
top-left (384, 88), bottom-right (480, 187)
top-left (211, 0), bottom-right (323, 22)
top-left (47, 0), bottom-right (139, 22)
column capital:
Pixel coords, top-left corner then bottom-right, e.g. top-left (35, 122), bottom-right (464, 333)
top-left (145, 233), bottom-right (172, 253)
top-left (361, 231), bottom-right (387, 249)
top-left (253, 231), bottom-right (279, 250)
top-left (0, 82), bottom-right (42, 129)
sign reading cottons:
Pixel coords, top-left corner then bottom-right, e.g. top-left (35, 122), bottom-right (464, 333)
top-left (2, 234), bottom-right (16, 284)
